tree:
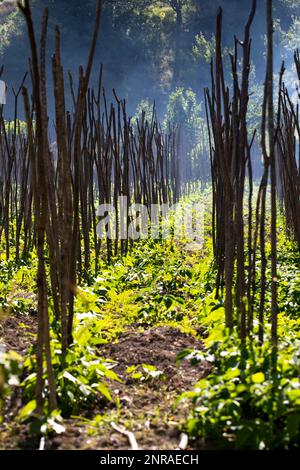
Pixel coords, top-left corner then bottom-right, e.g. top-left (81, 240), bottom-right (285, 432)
top-left (164, 87), bottom-right (209, 181)
top-left (163, 1), bottom-right (186, 88)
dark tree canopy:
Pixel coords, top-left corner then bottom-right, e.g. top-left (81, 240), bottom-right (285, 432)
top-left (0, 0), bottom-right (298, 116)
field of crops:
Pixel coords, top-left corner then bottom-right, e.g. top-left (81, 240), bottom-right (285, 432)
top-left (0, 0), bottom-right (300, 453)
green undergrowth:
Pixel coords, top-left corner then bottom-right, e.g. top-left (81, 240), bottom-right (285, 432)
top-left (179, 235), bottom-right (300, 450)
top-left (1, 200), bottom-right (300, 448)
top-left (0, 230), bottom-right (214, 434)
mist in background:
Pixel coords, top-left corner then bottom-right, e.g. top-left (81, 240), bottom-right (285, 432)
top-left (0, 0), bottom-right (299, 178)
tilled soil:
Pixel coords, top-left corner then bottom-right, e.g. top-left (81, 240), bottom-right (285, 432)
top-left (100, 326), bottom-right (208, 393)
top-left (1, 317), bottom-right (211, 450)
top-left (0, 311), bottom-right (37, 354)
top-left (50, 327), bottom-right (211, 450)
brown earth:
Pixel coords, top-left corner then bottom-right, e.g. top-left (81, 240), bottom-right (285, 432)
top-left (0, 315), bottom-right (210, 450)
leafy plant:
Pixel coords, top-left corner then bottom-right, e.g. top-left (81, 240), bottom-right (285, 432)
top-left (126, 364), bottom-right (165, 382)
top-left (180, 330), bottom-right (300, 449)
top-left (0, 350), bottom-right (23, 422)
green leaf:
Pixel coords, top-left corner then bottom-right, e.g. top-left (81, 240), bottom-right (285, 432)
top-left (176, 349), bottom-right (194, 362)
top-left (224, 368), bottom-right (240, 380)
top-left (164, 297), bottom-right (173, 309)
top-left (142, 363), bottom-right (157, 372)
top-left (286, 389), bottom-right (300, 402)
top-left (126, 365), bottom-right (138, 374)
top-left (62, 371), bottom-right (78, 384)
top-left (96, 366), bottom-right (121, 382)
top-left (251, 372), bottom-right (265, 384)
top-left (132, 372), bottom-right (143, 380)
top-left (17, 399), bottom-right (36, 421)
top-left (46, 418), bottom-right (66, 435)
top-left (76, 326), bottom-right (91, 347)
top-left (98, 383), bottom-right (112, 402)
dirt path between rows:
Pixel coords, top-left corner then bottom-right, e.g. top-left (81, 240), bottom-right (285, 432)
top-left (1, 314), bottom-right (210, 450)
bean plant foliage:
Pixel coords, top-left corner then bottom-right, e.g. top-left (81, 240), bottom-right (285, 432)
top-left (0, 231), bottom-right (212, 435)
top-left (1, 0), bottom-right (300, 451)
top-left (179, 240), bottom-right (300, 449)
